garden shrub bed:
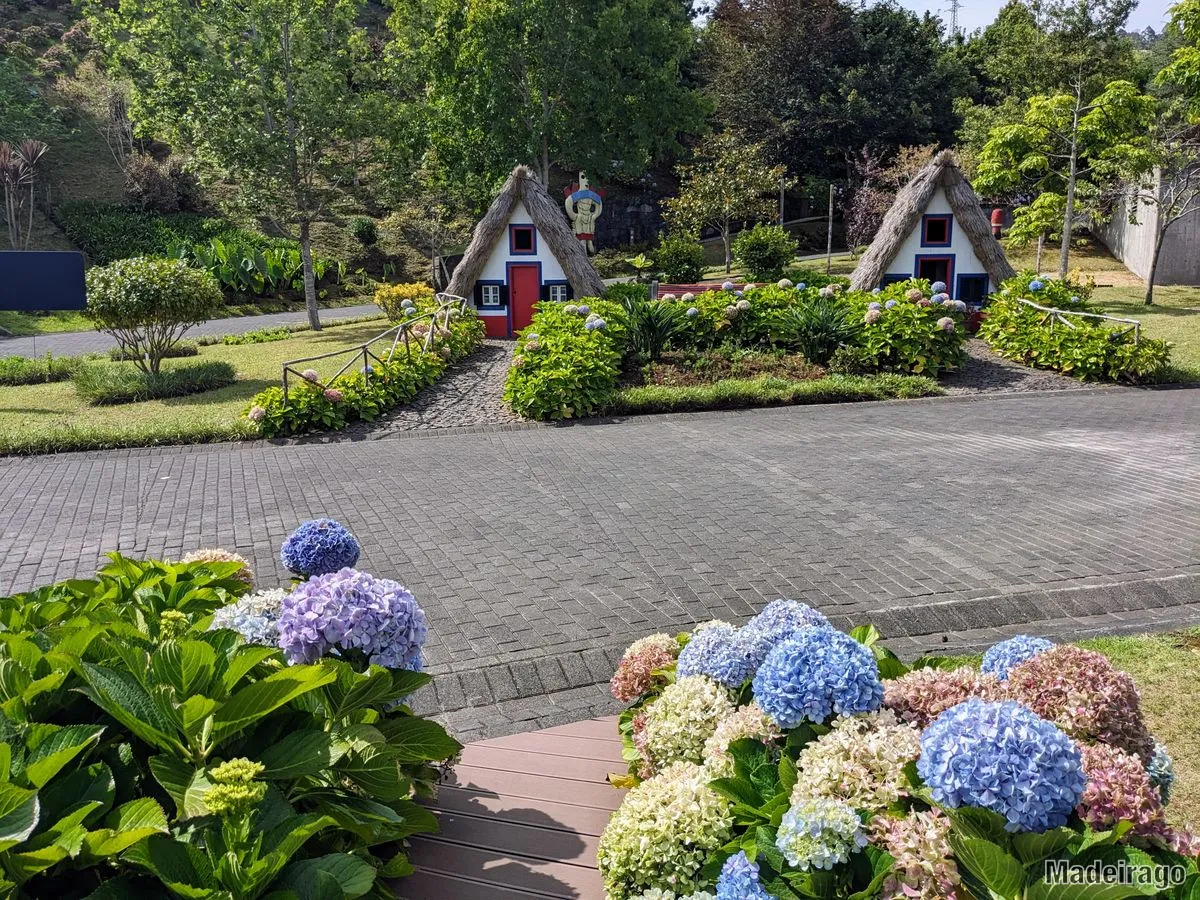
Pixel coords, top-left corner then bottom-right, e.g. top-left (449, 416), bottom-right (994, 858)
top-left (0, 518), bottom-right (459, 898)
top-left (73, 359), bottom-right (237, 405)
top-left (599, 606), bottom-right (1196, 899)
top-left (608, 373), bottom-right (940, 415)
top-left (246, 294), bottom-right (485, 437)
top-left (504, 278), bottom-right (967, 421)
top-left (981, 274), bottom-right (1173, 383)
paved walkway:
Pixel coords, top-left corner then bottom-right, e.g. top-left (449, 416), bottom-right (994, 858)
top-left (1, 389), bottom-right (1197, 739)
top-left (0, 303), bottom-right (382, 358)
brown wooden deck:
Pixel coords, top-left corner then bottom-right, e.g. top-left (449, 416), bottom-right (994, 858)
top-left (399, 716), bottom-right (626, 900)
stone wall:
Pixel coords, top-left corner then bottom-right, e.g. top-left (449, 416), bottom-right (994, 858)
top-left (1096, 184), bottom-right (1200, 285)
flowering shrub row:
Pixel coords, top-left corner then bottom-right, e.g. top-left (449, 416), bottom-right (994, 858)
top-left (980, 273), bottom-right (1172, 382)
top-left (598, 605), bottom-right (1194, 899)
top-left (0, 519), bottom-right (459, 897)
top-left (247, 295), bottom-right (485, 436)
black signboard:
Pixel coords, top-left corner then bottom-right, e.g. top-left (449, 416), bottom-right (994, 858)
top-left (0, 251), bottom-right (87, 311)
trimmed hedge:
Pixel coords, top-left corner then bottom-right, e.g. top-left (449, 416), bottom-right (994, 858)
top-left (980, 274), bottom-right (1172, 383)
top-left (73, 360), bottom-right (237, 405)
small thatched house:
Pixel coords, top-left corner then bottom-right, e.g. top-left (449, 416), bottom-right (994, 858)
top-left (448, 166), bottom-right (606, 337)
top-left (850, 151), bottom-right (1014, 303)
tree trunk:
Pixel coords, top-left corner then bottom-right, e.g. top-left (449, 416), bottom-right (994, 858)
top-left (540, 135), bottom-right (550, 187)
top-left (722, 223), bottom-right (731, 274)
top-left (1036, 232), bottom-right (1044, 275)
top-left (1058, 84), bottom-right (1082, 280)
top-left (299, 219), bottom-right (321, 330)
top-left (1145, 227), bottom-right (1166, 306)
top-left (26, 180), bottom-right (35, 251)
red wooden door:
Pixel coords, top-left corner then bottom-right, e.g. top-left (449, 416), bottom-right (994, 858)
top-left (509, 264), bottom-right (539, 334)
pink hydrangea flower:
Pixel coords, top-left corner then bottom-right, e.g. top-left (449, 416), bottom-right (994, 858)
top-left (865, 309), bottom-right (882, 325)
top-left (937, 317), bottom-right (956, 333)
top-left (870, 810), bottom-right (961, 899)
top-left (323, 388), bottom-right (344, 403)
top-left (1006, 646), bottom-right (1153, 762)
top-left (302, 368), bottom-right (320, 382)
top-left (610, 634), bottom-right (679, 702)
top-left (248, 405), bottom-right (266, 422)
top-left (917, 298), bottom-right (933, 308)
top-left (440, 346), bottom-right (452, 359)
top-left (883, 666), bottom-right (1004, 730)
top-left (1077, 742), bottom-right (1166, 836)
top-left (905, 288), bottom-right (924, 302)
top-left (512, 355), bottom-right (526, 368)
top-left (525, 340), bottom-right (541, 352)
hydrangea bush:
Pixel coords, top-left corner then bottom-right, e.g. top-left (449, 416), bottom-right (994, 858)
top-left (599, 604), bottom-right (1194, 900)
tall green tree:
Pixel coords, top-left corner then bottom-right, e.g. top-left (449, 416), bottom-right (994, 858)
top-left (1160, 0), bottom-right (1200, 117)
top-left (974, 80), bottom-right (1155, 277)
top-left (91, 0), bottom-right (393, 329)
top-left (391, 0), bottom-right (706, 205)
top-left (663, 132), bottom-right (789, 272)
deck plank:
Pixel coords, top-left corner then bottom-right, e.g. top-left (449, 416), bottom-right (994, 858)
top-left (401, 716), bottom-right (623, 900)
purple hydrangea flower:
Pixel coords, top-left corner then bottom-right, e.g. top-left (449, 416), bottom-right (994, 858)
top-left (722, 281), bottom-right (735, 292)
top-left (918, 700), bottom-right (1085, 832)
top-left (752, 627), bottom-right (883, 728)
top-left (577, 305), bottom-right (591, 316)
top-left (277, 567), bottom-right (427, 669)
top-left (932, 292), bottom-right (950, 304)
top-left (868, 301), bottom-right (882, 311)
top-left (930, 281), bottom-right (947, 294)
top-left (981, 635), bottom-right (1054, 681)
top-left (716, 851), bottom-right (770, 900)
top-left (280, 519), bottom-right (361, 577)
top-left (677, 624), bottom-right (754, 688)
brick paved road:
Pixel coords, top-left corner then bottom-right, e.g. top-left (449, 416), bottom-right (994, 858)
top-left (1, 389), bottom-right (1197, 738)
top-left (0, 303), bottom-right (382, 358)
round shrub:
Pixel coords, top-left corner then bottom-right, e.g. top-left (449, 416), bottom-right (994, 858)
top-left (597, 761), bottom-right (734, 898)
top-left (349, 215), bottom-right (378, 246)
top-left (980, 635), bottom-right (1054, 681)
top-left (279, 518), bottom-right (361, 577)
top-left (732, 223), bottom-right (797, 282)
top-left (1006, 645), bottom-right (1154, 761)
top-left (655, 232), bottom-right (706, 283)
top-left (276, 567), bottom-right (427, 669)
top-left (752, 627), bottom-right (883, 728)
top-left (918, 699), bottom-right (1086, 832)
top-left (375, 282), bottom-right (435, 323)
top-left (84, 257), bottom-right (222, 374)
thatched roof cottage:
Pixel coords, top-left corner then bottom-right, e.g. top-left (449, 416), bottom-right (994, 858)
top-left (850, 150), bottom-right (1015, 303)
top-left (448, 166), bottom-right (606, 338)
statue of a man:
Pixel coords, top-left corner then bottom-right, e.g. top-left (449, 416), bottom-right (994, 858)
top-left (564, 172), bottom-right (603, 254)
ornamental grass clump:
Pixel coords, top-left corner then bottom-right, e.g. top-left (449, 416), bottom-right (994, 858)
top-left (597, 762), bottom-right (734, 899)
top-left (1006, 644), bottom-right (1154, 761)
top-left (918, 699), bottom-right (1086, 832)
top-left (279, 517), bottom-right (361, 577)
top-left (276, 567), bottom-right (427, 670)
top-left (639, 675), bottom-right (736, 774)
top-left (752, 627), bottom-right (883, 728)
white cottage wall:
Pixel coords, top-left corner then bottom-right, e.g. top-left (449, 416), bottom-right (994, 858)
top-left (883, 187), bottom-right (992, 293)
top-left (478, 200), bottom-right (569, 284)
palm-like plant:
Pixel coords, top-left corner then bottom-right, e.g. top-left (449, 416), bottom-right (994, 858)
top-left (773, 297), bottom-right (860, 366)
top-left (622, 298), bottom-right (689, 361)
top-left (0, 139), bottom-right (49, 250)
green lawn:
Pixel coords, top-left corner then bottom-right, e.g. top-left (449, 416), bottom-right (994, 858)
top-left (935, 629), bottom-right (1200, 830)
top-left (0, 320), bottom-right (394, 453)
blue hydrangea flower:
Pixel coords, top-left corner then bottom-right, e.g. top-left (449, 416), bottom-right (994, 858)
top-left (722, 281), bottom-right (735, 292)
top-left (871, 288), bottom-right (882, 295)
top-left (578, 304), bottom-right (591, 315)
top-left (744, 599), bottom-right (830, 646)
top-left (525, 332), bottom-right (540, 341)
top-left (918, 700), bottom-right (1085, 833)
top-left (677, 624), bottom-right (754, 689)
top-left (776, 798), bottom-right (868, 870)
top-left (1029, 280), bottom-right (1045, 292)
top-left (716, 851), bottom-right (770, 900)
top-left (885, 299), bottom-right (898, 309)
top-left (930, 281), bottom-right (947, 294)
top-left (686, 307), bottom-right (699, 318)
top-left (1147, 741), bottom-right (1176, 805)
top-left (932, 292), bottom-right (949, 303)
top-left (752, 627), bottom-right (883, 728)
top-left (868, 301), bottom-right (882, 311)
top-left (797, 282), bottom-right (807, 290)
top-left (210, 588), bottom-right (286, 646)
top-left (1070, 295), bottom-right (1081, 304)
top-left (277, 567), bottom-right (427, 669)
top-left (981, 635), bottom-right (1054, 681)
top-left (280, 519), bottom-right (361, 577)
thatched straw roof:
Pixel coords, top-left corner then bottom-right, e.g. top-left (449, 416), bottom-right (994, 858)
top-left (448, 165), bottom-right (606, 299)
top-left (849, 150), bottom-right (1015, 292)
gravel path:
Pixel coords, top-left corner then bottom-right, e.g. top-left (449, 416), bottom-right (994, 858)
top-left (0, 303), bottom-right (383, 358)
top-left (348, 339), bottom-right (525, 436)
top-left (939, 339), bottom-right (1104, 395)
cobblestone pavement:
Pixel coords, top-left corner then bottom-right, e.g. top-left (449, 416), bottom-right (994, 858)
top-left (344, 340), bottom-right (524, 436)
top-left (940, 339), bottom-right (1098, 395)
top-left (1, 388), bottom-right (1197, 739)
top-left (0, 303), bottom-right (382, 358)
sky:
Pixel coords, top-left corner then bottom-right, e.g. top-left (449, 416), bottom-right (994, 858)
top-left (894, 0), bottom-right (1175, 35)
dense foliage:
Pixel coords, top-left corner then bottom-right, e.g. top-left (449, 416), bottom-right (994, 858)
top-left (733, 224), bottom-right (799, 282)
top-left (84, 257), bottom-right (223, 375)
top-left (375, 283), bottom-right (436, 324)
top-left (980, 274), bottom-right (1172, 382)
top-left (0, 541), bottom-right (459, 898)
top-left (0, 353), bottom-right (88, 386)
top-left (599, 608), bottom-right (1197, 899)
top-left (655, 233), bottom-right (707, 283)
top-left (247, 298), bottom-right (484, 437)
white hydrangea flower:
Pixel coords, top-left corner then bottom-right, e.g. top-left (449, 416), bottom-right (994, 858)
top-left (641, 675), bottom-right (736, 772)
top-left (702, 701), bottom-right (782, 778)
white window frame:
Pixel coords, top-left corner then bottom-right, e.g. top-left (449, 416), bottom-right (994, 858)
top-left (481, 284), bottom-right (502, 307)
top-left (548, 284), bottom-right (569, 303)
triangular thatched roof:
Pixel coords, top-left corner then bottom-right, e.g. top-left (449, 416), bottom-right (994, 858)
top-left (849, 150), bottom-right (1015, 291)
top-left (447, 166), bottom-right (606, 300)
